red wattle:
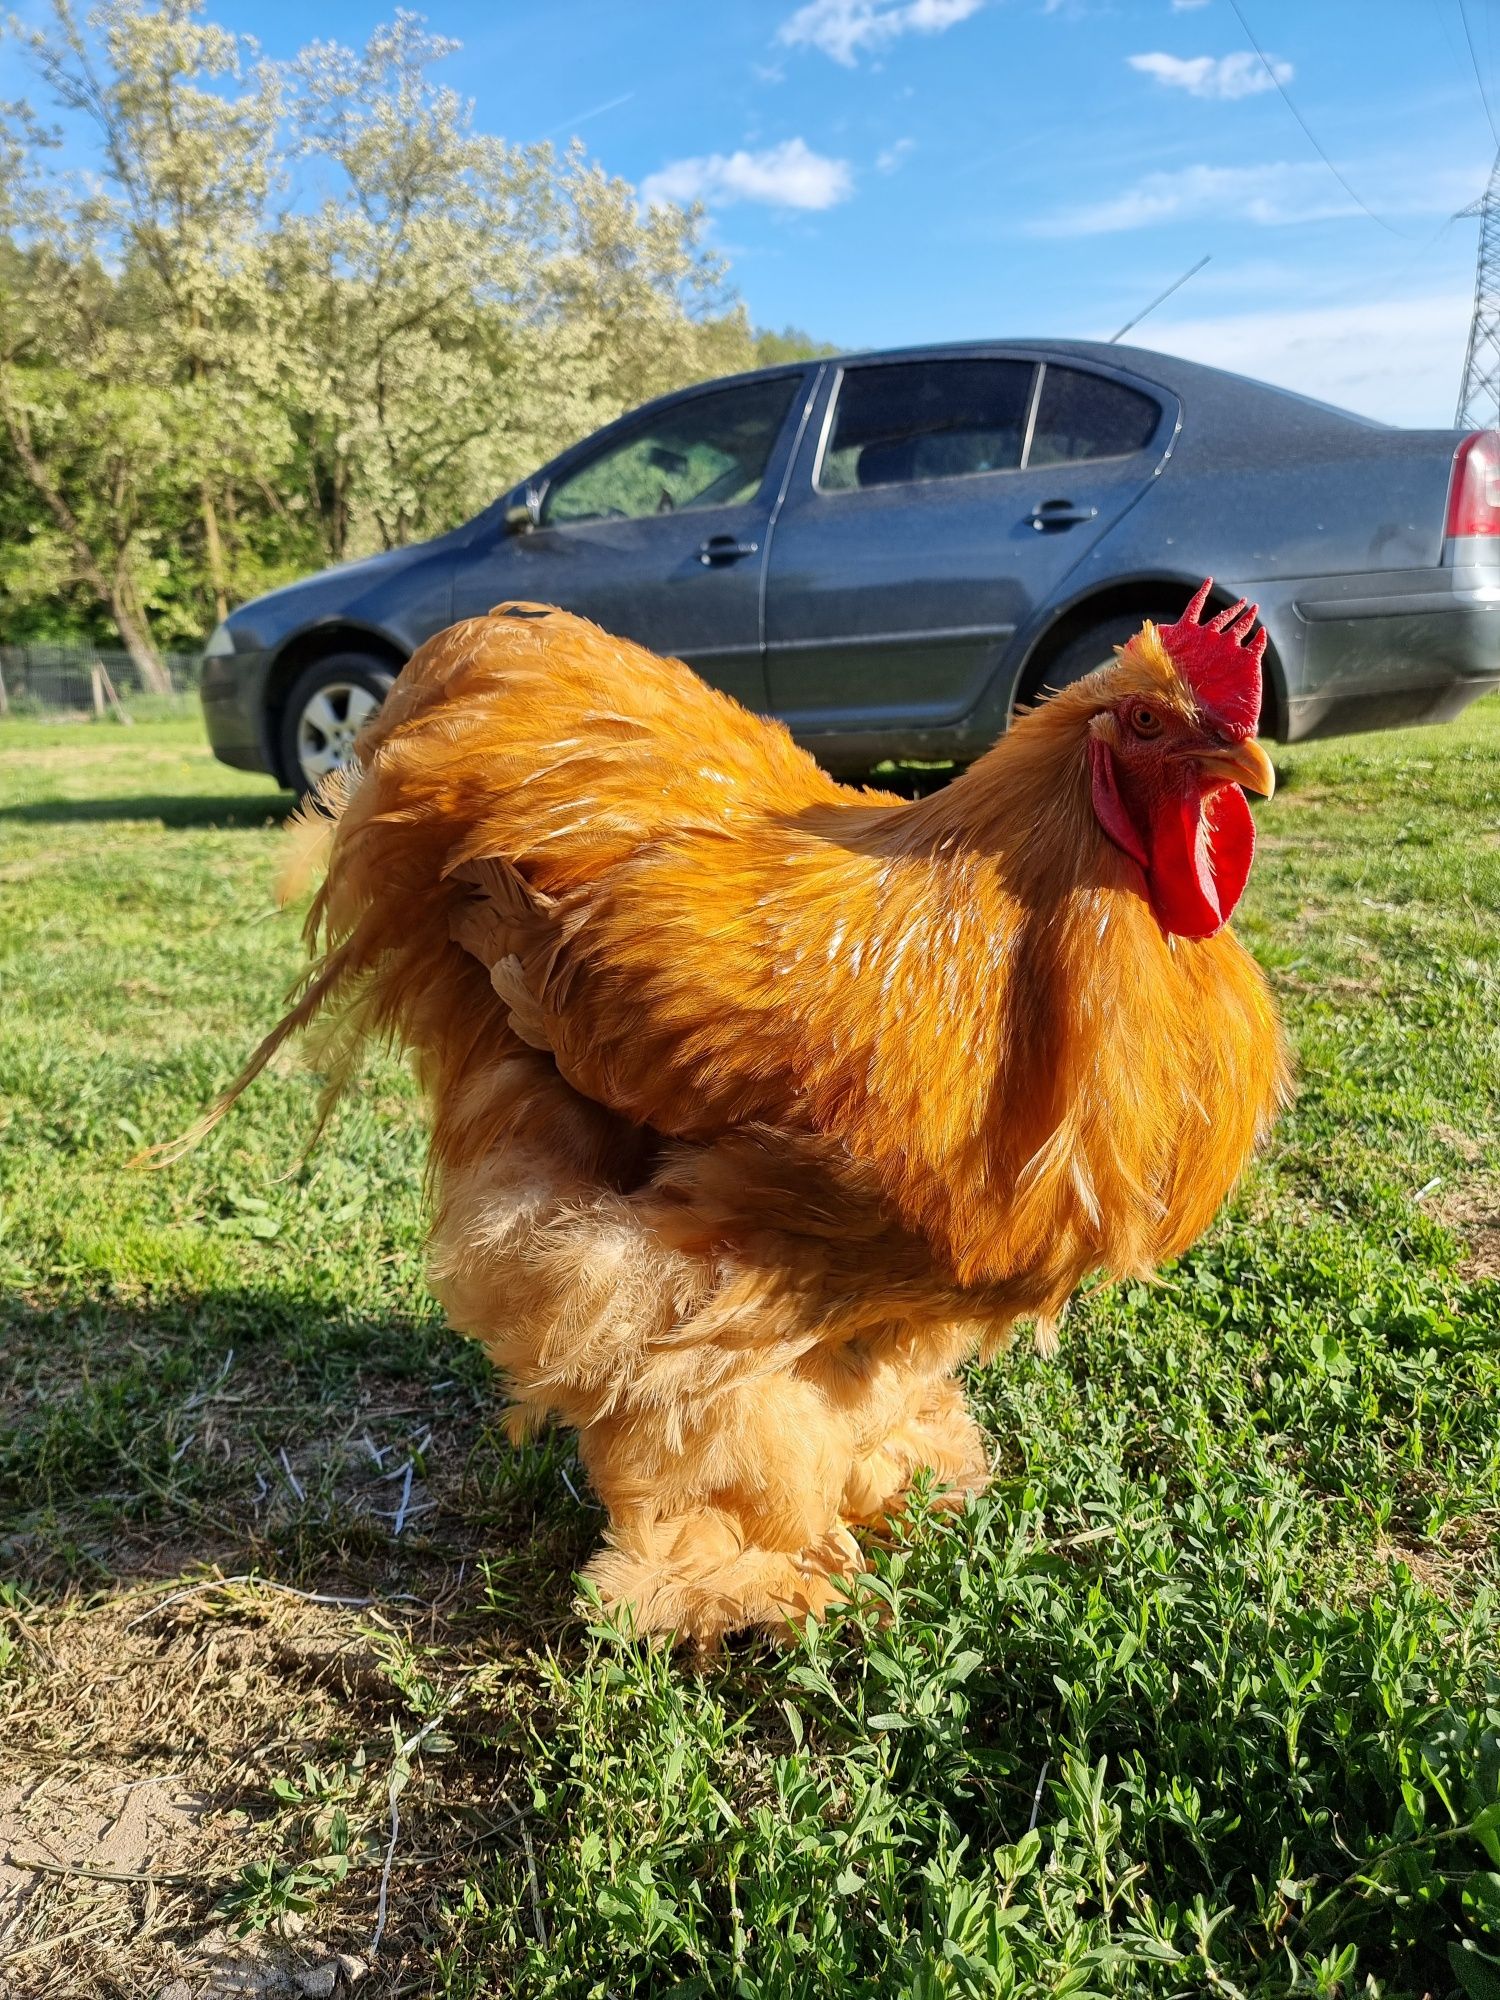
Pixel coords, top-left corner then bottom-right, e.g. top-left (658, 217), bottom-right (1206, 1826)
top-left (1202, 780), bottom-right (1256, 918)
top-left (1090, 742), bottom-right (1258, 938)
top-left (1143, 780), bottom-right (1256, 938)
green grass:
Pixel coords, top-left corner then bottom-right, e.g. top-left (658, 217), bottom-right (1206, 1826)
top-left (1, 704), bottom-right (1498, 1999)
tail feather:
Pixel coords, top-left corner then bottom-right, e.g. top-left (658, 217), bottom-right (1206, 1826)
top-left (134, 935), bottom-right (363, 1169)
top-left (141, 746), bottom-right (533, 1175)
top-left (275, 766), bottom-right (352, 907)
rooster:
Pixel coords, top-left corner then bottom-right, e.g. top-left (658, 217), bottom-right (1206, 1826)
top-left (192, 580), bottom-right (1288, 1643)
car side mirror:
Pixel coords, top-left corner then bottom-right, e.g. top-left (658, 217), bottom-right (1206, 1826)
top-left (503, 486), bottom-right (541, 536)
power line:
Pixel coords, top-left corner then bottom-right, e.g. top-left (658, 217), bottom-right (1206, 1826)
top-left (1430, 0), bottom-right (1484, 106)
top-left (1457, 0), bottom-right (1499, 146)
top-left (1426, 0), bottom-right (1500, 160)
top-left (1224, 0), bottom-right (1416, 238)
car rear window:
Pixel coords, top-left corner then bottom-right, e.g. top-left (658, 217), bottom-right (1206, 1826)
top-left (818, 360), bottom-right (1035, 492)
top-left (1027, 367), bottom-right (1161, 465)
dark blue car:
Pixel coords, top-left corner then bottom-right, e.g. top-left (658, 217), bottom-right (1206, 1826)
top-left (200, 339), bottom-right (1500, 793)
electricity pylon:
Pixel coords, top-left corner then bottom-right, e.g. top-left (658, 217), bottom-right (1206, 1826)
top-left (1456, 150), bottom-right (1500, 430)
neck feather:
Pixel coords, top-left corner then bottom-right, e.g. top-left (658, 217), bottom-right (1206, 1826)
top-left (889, 695), bottom-right (1113, 898)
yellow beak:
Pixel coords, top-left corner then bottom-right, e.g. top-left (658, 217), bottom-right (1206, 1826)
top-left (1196, 736), bottom-right (1276, 799)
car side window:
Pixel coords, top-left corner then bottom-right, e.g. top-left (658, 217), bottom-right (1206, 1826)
top-left (541, 376), bottom-right (800, 527)
top-left (1027, 367), bottom-right (1160, 466)
top-left (817, 360), bottom-right (1035, 493)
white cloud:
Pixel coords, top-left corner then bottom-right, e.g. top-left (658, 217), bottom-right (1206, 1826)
top-left (1128, 50), bottom-right (1291, 99)
top-left (876, 137), bottom-right (916, 172)
top-left (641, 137), bottom-right (854, 212)
top-left (1030, 161), bottom-right (1355, 235)
top-left (1171, 0), bottom-right (1212, 10)
top-left (1139, 293), bottom-right (1470, 427)
top-left (778, 0), bottom-right (983, 67)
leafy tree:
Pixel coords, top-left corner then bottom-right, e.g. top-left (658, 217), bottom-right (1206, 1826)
top-left (271, 14), bottom-right (549, 563)
top-left (0, 3), bottom-right (825, 666)
top-left (753, 324), bottom-right (842, 367)
top-left (0, 0), bottom-right (288, 681)
top-left (275, 22), bottom-right (757, 561)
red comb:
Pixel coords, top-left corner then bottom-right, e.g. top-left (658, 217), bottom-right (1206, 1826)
top-left (1156, 578), bottom-right (1265, 738)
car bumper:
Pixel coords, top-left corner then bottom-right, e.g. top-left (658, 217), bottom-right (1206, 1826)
top-left (200, 649), bottom-right (274, 775)
top-left (1280, 562), bottom-right (1500, 741)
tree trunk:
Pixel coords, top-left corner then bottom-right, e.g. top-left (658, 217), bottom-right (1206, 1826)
top-left (0, 373), bottom-right (172, 695)
top-left (222, 481), bottom-right (241, 566)
top-left (114, 566), bottom-right (171, 696)
top-left (200, 481), bottom-right (229, 623)
top-left (331, 452), bottom-right (350, 564)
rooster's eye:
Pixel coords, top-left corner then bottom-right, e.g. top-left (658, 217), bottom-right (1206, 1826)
top-left (1128, 705), bottom-right (1162, 738)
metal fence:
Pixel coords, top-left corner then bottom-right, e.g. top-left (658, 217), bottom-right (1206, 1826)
top-left (0, 641), bottom-right (203, 718)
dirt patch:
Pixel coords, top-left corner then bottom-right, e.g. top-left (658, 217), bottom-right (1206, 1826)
top-left (1432, 1122), bottom-right (1485, 1165)
top-left (0, 1582), bottom-right (494, 1997)
top-left (1378, 1520), bottom-right (1498, 1606)
top-left (1436, 1176), bottom-right (1500, 1281)
top-left (1272, 970), bottom-right (1385, 997)
top-left (0, 1771), bottom-right (208, 1921)
top-left (0, 1772), bottom-right (233, 1994)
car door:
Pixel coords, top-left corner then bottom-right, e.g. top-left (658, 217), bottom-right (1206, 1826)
top-left (763, 353), bottom-right (1173, 739)
top-left (450, 371), bottom-right (812, 711)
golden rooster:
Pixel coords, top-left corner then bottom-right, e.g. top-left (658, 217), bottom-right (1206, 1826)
top-left (196, 581), bottom-right (1288, 1643)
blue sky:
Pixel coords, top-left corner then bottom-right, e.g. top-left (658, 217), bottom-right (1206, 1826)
top-left (15, 0), bottom-right (1500, 426)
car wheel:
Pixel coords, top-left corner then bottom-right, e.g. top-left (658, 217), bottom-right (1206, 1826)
top-left (1019, 615), bottom-right (1144, 709)
top-left (278, 654), bottom-right (395, 795)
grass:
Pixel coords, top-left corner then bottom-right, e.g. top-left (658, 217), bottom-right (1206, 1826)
top-left (0, 702), bottom-right (1497, 1999)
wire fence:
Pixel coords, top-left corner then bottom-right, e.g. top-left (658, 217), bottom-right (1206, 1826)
top-left (0, 642), bottom-right (203, 720)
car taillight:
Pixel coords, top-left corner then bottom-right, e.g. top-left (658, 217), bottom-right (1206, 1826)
top-left (1446, 430), bottom-right (1500, 537)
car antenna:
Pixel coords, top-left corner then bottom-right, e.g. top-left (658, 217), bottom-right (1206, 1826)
top-left (1109, 254), bottom-right (1211, 343)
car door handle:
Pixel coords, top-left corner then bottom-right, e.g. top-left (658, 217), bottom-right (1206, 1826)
top-left (698, 535), bottom-right (760, 565)
top-left (1027, 499), bottom-right (1100, 530)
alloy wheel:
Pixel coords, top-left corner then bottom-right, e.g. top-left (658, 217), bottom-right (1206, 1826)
top-left (295, 681), bottom-right (381, 786)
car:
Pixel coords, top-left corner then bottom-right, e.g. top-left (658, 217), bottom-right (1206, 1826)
top-left (199, 339), bottom-right (1500, 794)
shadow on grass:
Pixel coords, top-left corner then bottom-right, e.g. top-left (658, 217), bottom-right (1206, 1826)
top-left (0, 792), bottom-right (298, 830)
top-left (0, 1281), bottom-right (594, 1634)
top-left (0, 1283), bottom-right (569, 1989)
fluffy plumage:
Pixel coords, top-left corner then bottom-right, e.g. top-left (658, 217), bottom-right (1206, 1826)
top-left (194, 592), bottom-right (1289, 1643)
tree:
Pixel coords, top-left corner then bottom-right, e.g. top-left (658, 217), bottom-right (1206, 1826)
top-left (268, 16), bottom-right (543, 562)
top-left (542, 152), bottom-right (755, 439)
top-left (0, 178), bottom-right (194, 686)
top-left (0, 5), bottom-right (828, 662)
top-left (276, 21), bottom-right (755, 562)
top-left (0, 0), bottom-right (289, 682)
top-left (753, 325), bottom-right (842, 367)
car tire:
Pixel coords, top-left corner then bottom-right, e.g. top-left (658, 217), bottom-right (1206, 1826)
top-left (278, 654), bottom-right (396, 796)
top-left (1019, 615), bottom-right (1144, 709)
top-left (1021, 604), bottom-right (1275, 736)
